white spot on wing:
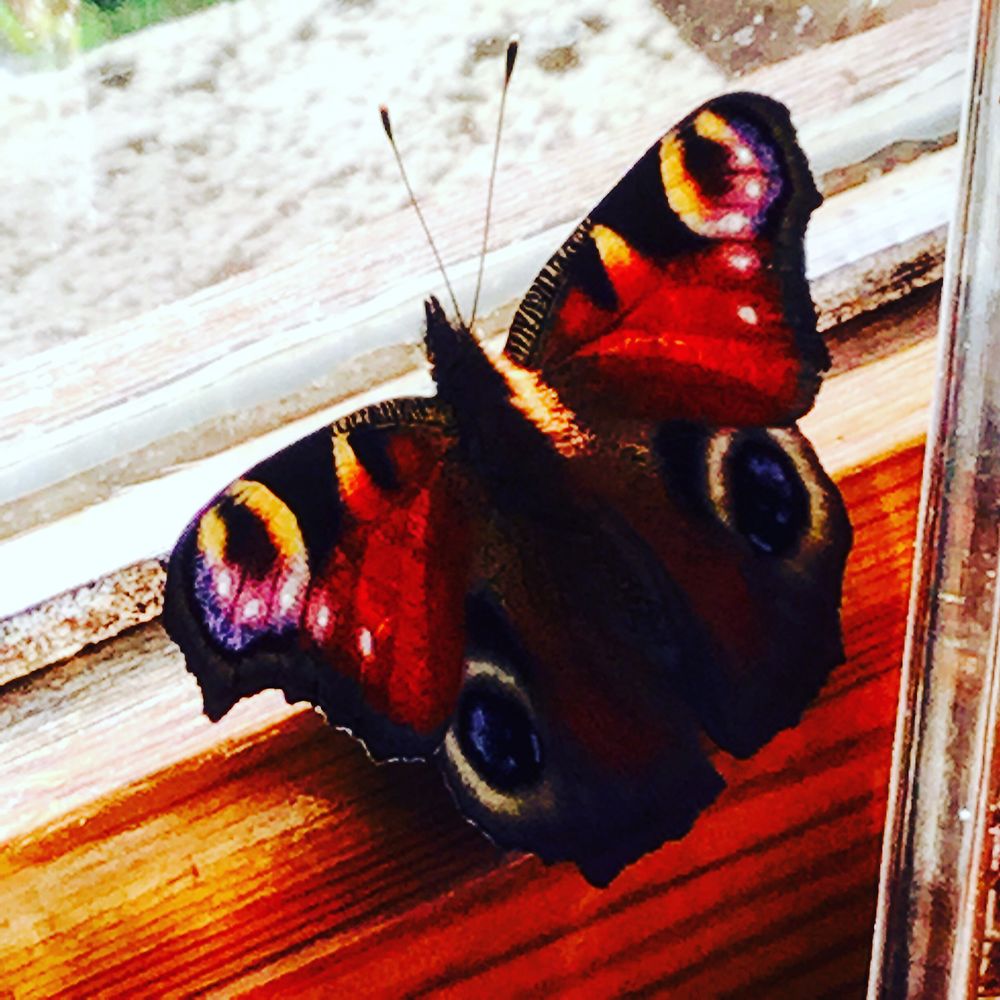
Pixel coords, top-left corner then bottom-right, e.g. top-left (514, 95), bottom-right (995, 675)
top-left (738, 305), bottom-right (759, 325)
top-left (217, 570), bottom-right (232, 598)
top-left (721, 211), bottom-right (749, 235)
top-left (728, 250), bottom-right (757, 273)
top-left (358, 627), bottom-right (373, 659)
top-left (244, 598), bottom-right (263, 620)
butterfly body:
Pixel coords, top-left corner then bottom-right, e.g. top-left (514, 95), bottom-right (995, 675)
top-left (164, 92), bottom-right (852, 885)
top-left (422, 297), bottom-right (577, 522)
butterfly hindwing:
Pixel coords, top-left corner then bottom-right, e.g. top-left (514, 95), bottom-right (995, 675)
top-left (582, 418), bottom-right (851, 758)
top-left (164, 399), bottom-right (476, 760)
top-left (438, 512), bottom-right (727, 887)
top-left (505, 93), bottom-right (825, 427)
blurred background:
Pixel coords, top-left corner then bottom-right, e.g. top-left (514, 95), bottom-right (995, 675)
top-left (0, 0), bottom-right (939, 356)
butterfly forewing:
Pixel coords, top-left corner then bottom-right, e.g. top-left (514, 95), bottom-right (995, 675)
top-left (164, 399), bottom-right (477, 760)
top-left (505, 93), bottom-right (825, 427)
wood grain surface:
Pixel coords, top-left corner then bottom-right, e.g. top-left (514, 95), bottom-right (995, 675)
top-left (0, 142), bottom-right (949, 682)
top-left (0, 439), bottom-right (921, 998)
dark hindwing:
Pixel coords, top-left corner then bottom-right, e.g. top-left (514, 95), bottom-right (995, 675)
top-left (642, 419), bottom-right (851, 756)
top-left (163, 397), bottom-right (477, 761)
top-left (438, 517), bottom-right (726, 887)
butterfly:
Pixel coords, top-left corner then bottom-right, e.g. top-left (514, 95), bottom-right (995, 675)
top-left (164, 87), bottom-right (852, 887)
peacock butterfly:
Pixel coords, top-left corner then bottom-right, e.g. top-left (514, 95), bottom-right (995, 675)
top-left (163, 65), bottom-right (851, 886)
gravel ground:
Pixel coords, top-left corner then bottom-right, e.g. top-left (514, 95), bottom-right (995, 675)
top-left (0, 0), bottom-right (723, 356)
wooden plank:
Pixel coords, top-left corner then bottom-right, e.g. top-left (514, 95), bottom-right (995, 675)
top-left (0, 0), bottom-right (962, 664)
top-left (0, 559), bottom-right (165, 691)
top-left (0, 271), bottom-right (939, 685)
top-left (0, 135), bottom-right (954, 553)
top-left (0, 439), bottom-right (922, 997)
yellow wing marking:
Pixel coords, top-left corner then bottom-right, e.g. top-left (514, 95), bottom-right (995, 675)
top-left (659, 131), bottom-right (705, 224)
top-left (333, 433), bottom-right (367, 497)
top-left (591, 223), bottom-right (635, 273)
top-left (197, 505), bottom-right (228, 562)
top-left (231, 480), bottom-right (306, 559)
top-left (197, 479), bottom-right (306, 563)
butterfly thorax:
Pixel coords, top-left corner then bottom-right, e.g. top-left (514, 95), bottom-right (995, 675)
top-left (423, 296), bottom-right (588, 520)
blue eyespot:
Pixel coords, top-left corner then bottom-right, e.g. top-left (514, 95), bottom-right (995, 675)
top-left (457, 686), bottom-right (543, 791)
top-left (728, 437), bottom-right (809, 556)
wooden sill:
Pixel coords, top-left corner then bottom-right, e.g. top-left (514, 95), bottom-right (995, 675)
top-left (0, 2), bottom-right (968, 994)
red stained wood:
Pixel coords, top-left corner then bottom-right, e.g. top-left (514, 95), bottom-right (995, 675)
top-left (0, 441), bottom-right (920, 998)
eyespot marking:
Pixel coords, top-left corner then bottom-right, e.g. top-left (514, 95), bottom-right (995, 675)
top-left (727, 437), bottom-right (810, 556)
top-left (659, 108), bottom-right (784, 239)
top-left (456, 685), bottom-right (543, 792)
top-left (192, 480), bottom-right (309, 652)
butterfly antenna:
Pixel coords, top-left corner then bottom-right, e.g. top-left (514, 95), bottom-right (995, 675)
top-left (380, 105), bottom-right (464, 325)
top-left (469, 35), bottom-right (519, 327)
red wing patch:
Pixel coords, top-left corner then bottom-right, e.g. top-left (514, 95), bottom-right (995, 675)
top-left (304, 429), bottom-right (474, 735)
top-left (547, 239), bottom-right (817, 425)
top-left (165, 403), bottom-right (478, 757)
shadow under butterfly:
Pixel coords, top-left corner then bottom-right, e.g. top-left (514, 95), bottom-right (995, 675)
top-left (164, 45), bottom-right (851, 887)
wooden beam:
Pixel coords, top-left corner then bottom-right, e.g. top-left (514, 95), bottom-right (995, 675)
top-left (0, 438), bottom-right (923, 998)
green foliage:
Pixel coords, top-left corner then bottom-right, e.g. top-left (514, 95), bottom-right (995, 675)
top-left (0, 0), bottom-right (229, 56)
top-left (78, 0), bottom-right (228, 49)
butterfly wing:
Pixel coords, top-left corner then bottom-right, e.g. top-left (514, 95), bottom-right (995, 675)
top-left (505, 93), bottom-right (824, 427)
top-left (164, 399), bottom-right (477, 760)
top-left (438, 508), bottom-right (727, 887)
top-left (584, 418), bottom-right (851, 758)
